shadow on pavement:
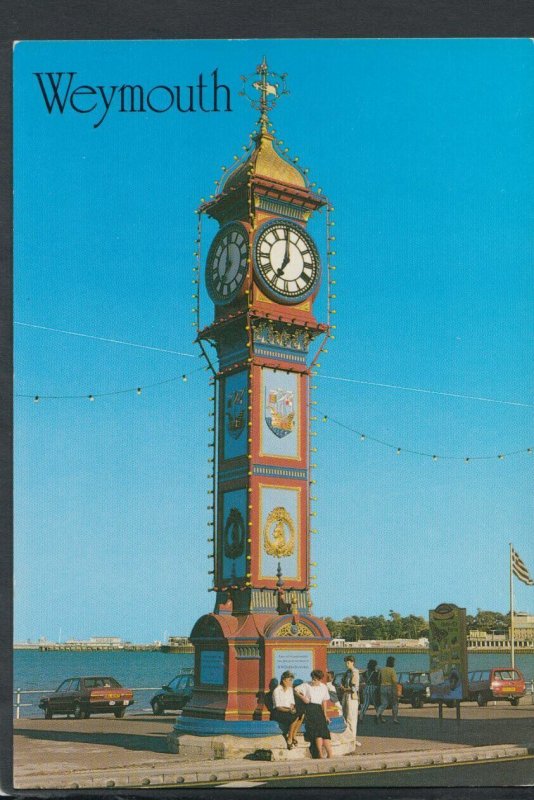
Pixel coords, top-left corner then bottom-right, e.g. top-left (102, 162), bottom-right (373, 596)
top-left (14, 728), bottom-right (169, 753)
top-left (357, 709), bottom-right (534, 748)
top-left (14, 708), bottom-right (534, 756)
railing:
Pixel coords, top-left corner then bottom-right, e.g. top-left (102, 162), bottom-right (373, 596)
top-left (14, 679), bottom-right (534, 718)
top-left (13, 686), bottom-right (162, 720)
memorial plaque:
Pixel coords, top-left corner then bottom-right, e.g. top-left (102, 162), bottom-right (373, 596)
top-left (200, 650), bottom-right (225, 686)
top-left (273, 649), bottom-right (313, 682)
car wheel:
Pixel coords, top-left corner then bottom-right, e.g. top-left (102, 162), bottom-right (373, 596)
top-left (411, 696), bottom-right (424, 709)
top-left (114, 708), bottom-right (126, 719)
top-left (44, 705), bottom-right (53, 720)
top-left (73, 702), bottom-right (86, 719)
top-left (510, 698), bottom-right (520, 707)
top-left (445, 701), bottom-right (455, 708)
top-left (476, 692), bottom-right (487, 707)
top-left (152, 699), bottom-right (165, 716)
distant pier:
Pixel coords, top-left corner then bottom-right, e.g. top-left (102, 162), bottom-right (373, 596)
top-left (14, 631), bottom-right (534, 655)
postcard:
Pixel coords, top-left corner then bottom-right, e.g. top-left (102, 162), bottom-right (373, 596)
top-left (11, 37), bottom-right (534, 792)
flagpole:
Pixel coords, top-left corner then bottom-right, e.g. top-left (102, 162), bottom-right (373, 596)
top-left (510, 542), bottom-right (515, 670)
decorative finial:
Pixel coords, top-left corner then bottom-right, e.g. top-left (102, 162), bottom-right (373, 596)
top-left (239, 57), bottom-right (289, 132)
top-left (276, 561), bottom-right (285, 589)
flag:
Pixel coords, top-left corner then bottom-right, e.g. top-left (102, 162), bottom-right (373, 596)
top-left (512, 548), bottom-right (534, 586)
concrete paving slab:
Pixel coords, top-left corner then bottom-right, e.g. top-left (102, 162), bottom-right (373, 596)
top-left (12, 704), bottom-right (534, 789)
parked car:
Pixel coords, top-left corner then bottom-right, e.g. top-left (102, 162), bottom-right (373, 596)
top-left (39, 676), bottom-right (134, 719)
top-left (467, 667), bottom-right (526, 706)
top-left (150, 670), bottom-right (194, 715)
top-left (397, 671), bottom-right (432, 708)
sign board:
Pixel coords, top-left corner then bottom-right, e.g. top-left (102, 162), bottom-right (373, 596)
top-left (273, 649), bottom-right (313, 682)
top-left (200, 649), bottom-right (225, 686)
top-left (429, 603), bottom-right (468, 701)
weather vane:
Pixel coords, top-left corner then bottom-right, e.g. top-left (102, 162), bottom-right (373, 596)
top-left (239, 56), bottom-right (289, 129)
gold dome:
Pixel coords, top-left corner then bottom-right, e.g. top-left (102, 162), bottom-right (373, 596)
top-left (220, 130), bottom-right (307, 192)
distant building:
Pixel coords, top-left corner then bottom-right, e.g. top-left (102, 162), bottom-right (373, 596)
top-left (166, 636), bottom-right (190, 647)
top-left (329, 637), bottom-right (428, 649)
top-left (511, 612), bottom-right (534, 640)
top-left (467, 614), bottom-right (534, 649)
top-left (88, 637), bottom-right (123, 645)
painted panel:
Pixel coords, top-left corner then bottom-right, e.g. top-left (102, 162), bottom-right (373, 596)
top-left (221, 488), bottom-right (247, 582)
top-left (259, 485), bottom-right (300, 581)
top-left (273, 649), bottom-right (314, 683)
top-left (200, 650), bottom-right (225, 685)
top-left (222, 370), bottom-right (248, 460)
top-left (260, 368), bottom-right (300, 460)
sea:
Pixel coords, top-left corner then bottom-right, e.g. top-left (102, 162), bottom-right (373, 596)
top-left (13, 649), bottom-right (534, 719)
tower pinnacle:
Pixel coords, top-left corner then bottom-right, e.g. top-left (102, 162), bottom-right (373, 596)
top-left (240, 57), bottom-right (289, 132)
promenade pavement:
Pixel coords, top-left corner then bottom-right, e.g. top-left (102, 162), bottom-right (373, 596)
top-left (13, 701), bottom-right (534, 789)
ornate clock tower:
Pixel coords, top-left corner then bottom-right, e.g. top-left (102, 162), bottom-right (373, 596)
top-left (179, 59), bottom-right (342, 736)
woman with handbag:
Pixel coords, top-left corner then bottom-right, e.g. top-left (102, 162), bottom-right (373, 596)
top-left (295, 670), bottom-right (333, 759)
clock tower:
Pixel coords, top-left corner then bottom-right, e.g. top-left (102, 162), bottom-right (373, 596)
top-left (179, 59), bottom-right (342, 737)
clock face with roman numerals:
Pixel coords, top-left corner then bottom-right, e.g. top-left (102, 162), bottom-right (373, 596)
top-left (206, 222), bottom-right (249, 305)
top-left (253, 220), bottom-right (320, 304)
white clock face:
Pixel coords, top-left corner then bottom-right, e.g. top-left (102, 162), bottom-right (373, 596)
top-left (254, 221), bottom-right (320, 303)
top-left (206, 223), bottom-right (249, 304)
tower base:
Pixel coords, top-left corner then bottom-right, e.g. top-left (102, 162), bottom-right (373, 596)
top-left (168, 718), bottom-right (354, 761)
top-left (185, 610), bottom-right (333, 721)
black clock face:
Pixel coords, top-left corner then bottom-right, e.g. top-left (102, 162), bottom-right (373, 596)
top-left (206, 223), bottom-right (249, 304)
top-left (253, 220), bottom-right (320, 303)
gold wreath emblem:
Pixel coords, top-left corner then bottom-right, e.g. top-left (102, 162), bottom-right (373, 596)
top-left (263, 506), bottom-right (295, 558)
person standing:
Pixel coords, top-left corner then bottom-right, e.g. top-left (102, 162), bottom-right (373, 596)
top-left (271, 671), bottom-right (303, 749)
top-left (294, 670), bottom-right (333, 759)
top-left (340, 655), bottom-right (362, 747)
top-left (359, 659), bottom-right (381, 724)
top-left (377, 655), bottom-right (400, 724)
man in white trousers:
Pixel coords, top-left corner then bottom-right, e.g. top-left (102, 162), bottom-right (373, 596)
top-left (340, 655), bottom-right (361, 748)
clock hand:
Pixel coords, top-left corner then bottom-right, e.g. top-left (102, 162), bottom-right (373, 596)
top-left (284, 229), bottom-right (290, 263)
top-left (277, 233), bottom-right (291, 277)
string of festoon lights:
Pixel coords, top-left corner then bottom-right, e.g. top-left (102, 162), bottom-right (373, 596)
top-left (17, 363), bottom-right (208, 401)
top-left (17, 362), bottom-right (532, 462)
top-left (16, 121), bottom-right (533, 464)
top-left (320, 415), bottom-right (532, 462)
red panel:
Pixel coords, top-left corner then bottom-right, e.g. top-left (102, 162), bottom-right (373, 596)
top-left (249, 475), bottom-right (309, 590)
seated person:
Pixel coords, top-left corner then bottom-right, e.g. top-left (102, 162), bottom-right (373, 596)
top-left (271, 671), bottom-right (304, 750)
top-left (263, 677), bottom-right (278, 715)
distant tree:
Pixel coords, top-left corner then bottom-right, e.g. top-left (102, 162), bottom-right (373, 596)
top-left (466, 613), bottom-right (476, 629)
top-left (402, 614), bottom-right (429, 639)
top-left (473, 609), bottom-right (509, 632)
top-left (387, 610), bottom-right (403, 639)
top-left (323, 617), bottom-right (341, 637)
top-left (338, 617), bottom-right (362, 642)
top-left (324, 609), bottom-right (438, 642)
top-left (361, 615), bottom-right (389, 639)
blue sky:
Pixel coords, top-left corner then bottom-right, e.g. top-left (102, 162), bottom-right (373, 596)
top-left (14, 39), bottom-right (534, 642)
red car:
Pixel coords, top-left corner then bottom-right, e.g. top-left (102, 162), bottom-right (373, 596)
top-left (467, 667), bottom-right (526, 706)
top-left (39, 676), bottom-right (134, 719)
